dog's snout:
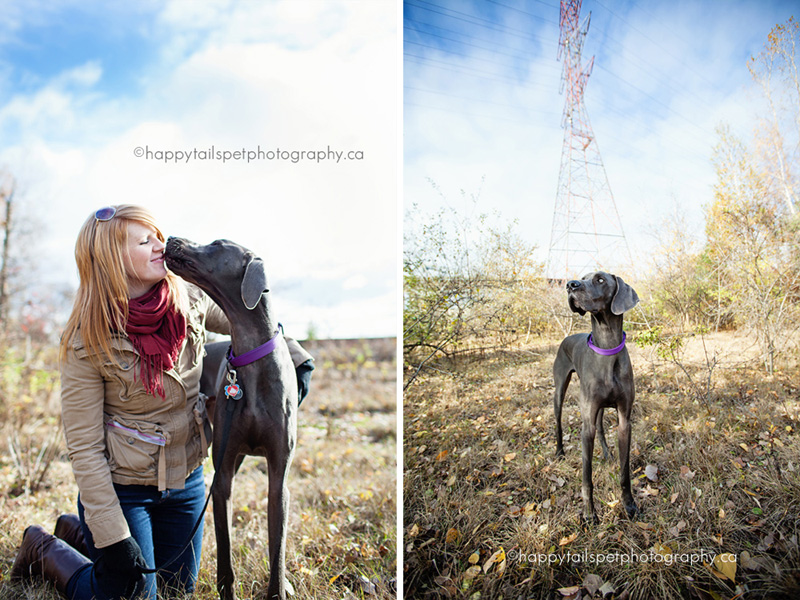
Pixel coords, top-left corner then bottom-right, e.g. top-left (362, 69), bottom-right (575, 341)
top-left (567, 280), bottom-right (582, 291)
top-left (165, 236), bottom-right (184, 251)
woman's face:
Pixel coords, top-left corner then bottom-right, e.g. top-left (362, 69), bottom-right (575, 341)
top-left (124, 221), bottom-right (167, 297)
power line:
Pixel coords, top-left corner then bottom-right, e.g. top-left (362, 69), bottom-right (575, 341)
top-left (405, 0), bottom-right (732, 138)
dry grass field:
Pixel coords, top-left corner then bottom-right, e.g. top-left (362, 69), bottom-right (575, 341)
top-left (404, 332), bottom-right (800, 599)
top-left (0, 337), bottom-right (397, 600)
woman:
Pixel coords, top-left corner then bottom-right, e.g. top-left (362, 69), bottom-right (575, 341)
top-left (10, 205), bottom-right (313, 599)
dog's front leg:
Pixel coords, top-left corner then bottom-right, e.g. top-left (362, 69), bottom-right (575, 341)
top-left (553, 349), bottom-right (573, 458)
top-left (580, 397), bottom-right (600, 524)
top-left (213, 447), bottom-right (241, 600)
top-left (214, 472), bottom-right (236, 600)
top-left (265, 428), bottom-right (295, 600)
top-left (617, 406), bottom-right (639, 518)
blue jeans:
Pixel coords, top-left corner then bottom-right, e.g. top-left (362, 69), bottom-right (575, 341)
top-left (67, 465), bottom-right (207, 600)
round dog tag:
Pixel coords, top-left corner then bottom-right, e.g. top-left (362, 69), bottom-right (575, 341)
top-left (225, 384), bottom-right (243, 399)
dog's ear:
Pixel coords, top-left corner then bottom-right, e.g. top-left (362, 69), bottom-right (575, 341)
top-left (241, 257), bottom-right (269, 310)
top-left (611, 275), bottom-right (639, 315)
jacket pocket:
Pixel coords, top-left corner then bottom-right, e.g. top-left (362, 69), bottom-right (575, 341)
top-left (187, 320), bottom-right (205, 368)
top-left (104, 415), bottom-right (169, 479)
top-left (101, 351), bottom-right (150, 404)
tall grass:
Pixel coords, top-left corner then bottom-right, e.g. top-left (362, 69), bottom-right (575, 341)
top-left (0, 338), bottom-right (397, 600)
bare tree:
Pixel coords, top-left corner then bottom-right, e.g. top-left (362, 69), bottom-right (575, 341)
top-left (0, 173), bottom-right (15, 335)
top-left (748, 16), bottom-right (799, 217)
top-left (708, 126), bottom-right (800, 373)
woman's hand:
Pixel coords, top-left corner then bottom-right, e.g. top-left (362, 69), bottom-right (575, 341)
top-left (96, 536), bottom-right (148, 596)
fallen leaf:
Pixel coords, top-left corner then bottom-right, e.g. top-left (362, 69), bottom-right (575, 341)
top-left (557, 586), bottom-right (581, 597)
top-left (445, 528), bottom-right (460, 544)
top-left (468, 552), bottom-right (480, 564)
top-left (712, 552), bottom-right (737, 582)
top-left (483, 548), bottom-right (505, 573)
top-left (496, 558), bottom-right (506, 576)
top-left (464, 565), bottom-right (481, 580)
top-left (641, 484), bottom-right (660, 497)
top-left (739, 551), bottom-right (759, 571)
top-left (758, 532), bottom-right (775, 551)
top-left (358, 575), bottom-right (377, 595)
top-left (503, 452), bottom-right (517, 462)
top-left (408, 524), bottom-right (420, 538)
top-left (507, 505), bottom-right (522, 517)
top-left (436, 450), bottom-right (448, 462)
top-left (559, 532), bottom-right (578, 546)
top-left (446, 474), bottom-right (457, 487)
top-left (679, 466), bottom-right (695, 480)
top-left (653, 543), bottom-right (672, 557)
top-left (645, 464), bottom-right (658, 482)
top-left (599, 581), bottom-right (616, 596)
top-left (582, 573), bottom-right (603, 595)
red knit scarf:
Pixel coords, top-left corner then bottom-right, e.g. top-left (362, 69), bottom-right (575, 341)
top-left (125, 280), bottom-right (187, 399)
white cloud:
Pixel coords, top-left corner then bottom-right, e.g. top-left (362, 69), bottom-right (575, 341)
top-left (1, 0), bottom-right (397, 339)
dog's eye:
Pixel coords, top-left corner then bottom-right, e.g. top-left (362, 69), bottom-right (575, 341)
top-left (598, 277), bottom-right (604, 283)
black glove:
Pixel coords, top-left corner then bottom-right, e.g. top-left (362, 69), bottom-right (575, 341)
top-left (296, 359), bottom-right (314, 406)
top-left (95, 536), bottom-right (148, 597)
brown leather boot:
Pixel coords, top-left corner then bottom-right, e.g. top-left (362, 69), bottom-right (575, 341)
top-left (54, 514), bottom-right (90, 556)
top-left (10, 525), bottom-right (92, 595)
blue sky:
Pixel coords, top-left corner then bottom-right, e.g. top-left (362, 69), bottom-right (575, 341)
top-left (404, 0), bottom-right (797, 280)
top-left (0, 0), bottom-right (397, 339)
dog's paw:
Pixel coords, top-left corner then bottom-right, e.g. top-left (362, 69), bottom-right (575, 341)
top-left (623, 501), bottom-right (640, 519)
top-left (555, 448), bottom-right (566, 460)
top-left (580, 511), bottom-right (600, 526)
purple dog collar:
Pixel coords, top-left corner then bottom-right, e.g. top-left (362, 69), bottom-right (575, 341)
top-left (227, 330), bottom-right (282, 368)
top-left (587, 332), bottom-right (627, 356)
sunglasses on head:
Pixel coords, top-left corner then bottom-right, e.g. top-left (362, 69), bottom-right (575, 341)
top-left (94, 207), bottom-right (117, 221)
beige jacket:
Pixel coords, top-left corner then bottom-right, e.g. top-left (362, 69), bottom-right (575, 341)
top-left (60, 284), bottom-right (229, 549)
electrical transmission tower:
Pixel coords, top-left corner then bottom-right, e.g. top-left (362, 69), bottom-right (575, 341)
top-left (546, 0), bottom-right (631, 281)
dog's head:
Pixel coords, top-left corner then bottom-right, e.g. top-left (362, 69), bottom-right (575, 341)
top-left (566, 271), bottom-right (638, 316)
top-left (165, 237), bottom-right (269, 312)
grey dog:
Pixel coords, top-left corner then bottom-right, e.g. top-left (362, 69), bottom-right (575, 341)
top-left (165, 237), bottom-right (297, 600)
top-left (553, 271), bottom-right (639, 523)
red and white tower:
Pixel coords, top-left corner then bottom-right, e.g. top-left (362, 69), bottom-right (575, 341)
top-left (546, 0), bottom-right (631, 281)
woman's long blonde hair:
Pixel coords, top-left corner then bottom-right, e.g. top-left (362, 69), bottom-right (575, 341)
top-left (59, 204), bottom-right (185, 363)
